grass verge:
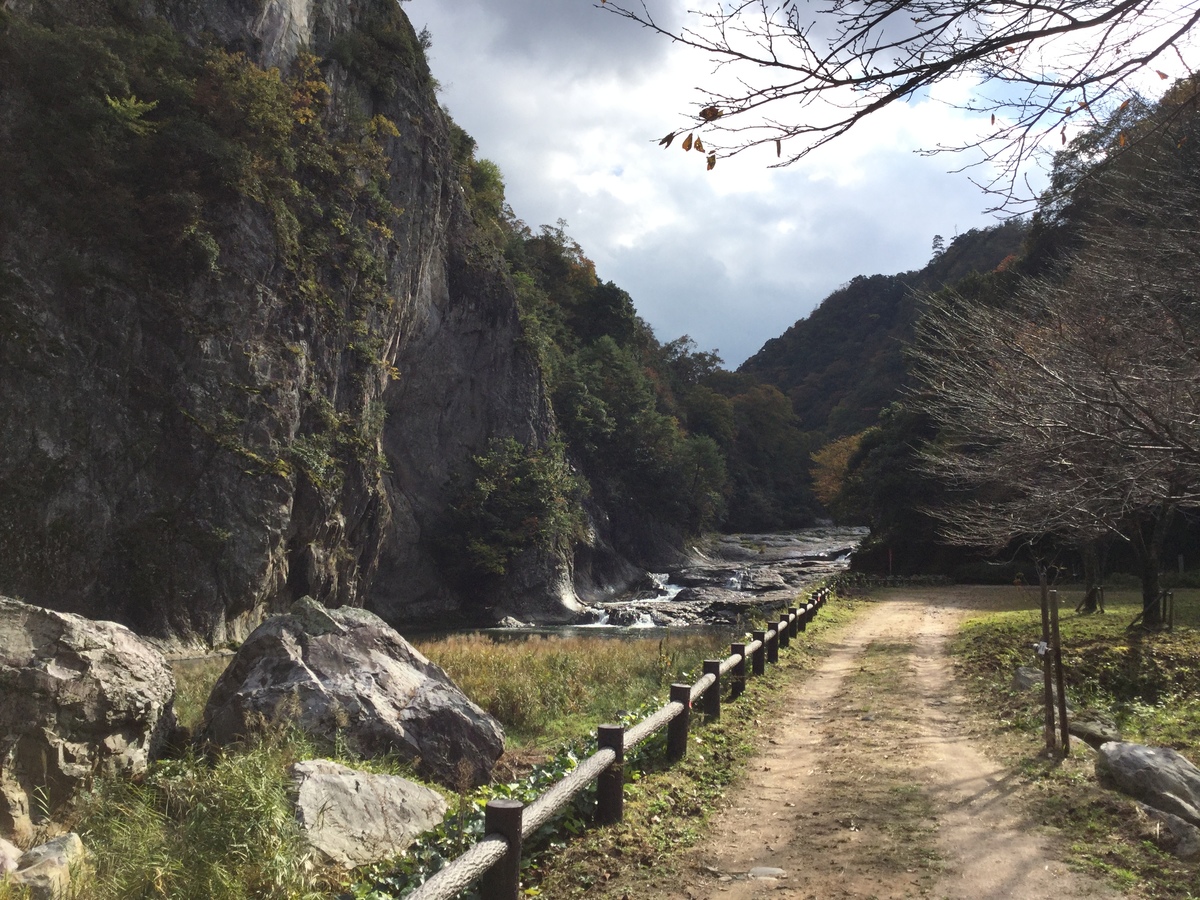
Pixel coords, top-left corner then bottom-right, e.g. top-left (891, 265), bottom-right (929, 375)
top-left (74, 729), bottom-right (333, 900)
top-left (950, 586), bottom-right (1200, 899)
top-left (414, 631), bottom-right (730, 749)
top-left (52, 615), bottom-right (813, 899)
top-left (514, 594), bottom-right (870, 899)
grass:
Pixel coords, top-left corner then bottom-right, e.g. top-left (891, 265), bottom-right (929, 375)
top-left (517, 595), bottom-right (869, 898)
top-left (0, 882), bottom-right (31, 900)
top-left (414, 631), bottom-right (731, 747)
top-left (41, 617), bottom-right (797, 899)
top-left (950, 586), bottom-right (1200, 899)
top-left (170, 655), bottom-right (234, 731)
top-left (74, 732), bottom-right (331, 900)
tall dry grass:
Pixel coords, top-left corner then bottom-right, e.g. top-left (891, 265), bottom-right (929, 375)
top-left (416, 631), bottom-right (730, 745)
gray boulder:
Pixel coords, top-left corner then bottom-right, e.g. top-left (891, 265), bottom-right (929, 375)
top-left (1069, 712), bottom-right (1121, 750)
top-left (289, 759), bottom-right (447, 869)
top-left (10, 832), bottom-right (86, 900)
top-left (0, 835), bottom-right (19, 874)
top-left (199, 598), bottom-right (504, 786)
top-left (1012, 666), bottom-right (1042, 691)
top-left (0, 597), bottom-right (175, 843)
top-left (1096, 742), bottom-right (1200, 825)
top-left (1137, 802), bottom-right (1200, 860)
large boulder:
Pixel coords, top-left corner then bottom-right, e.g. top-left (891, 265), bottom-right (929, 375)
top-left (8, 833), bottom-right (87, 900)
top-left (1096, 742), bottom-right (1200, 825)
top-left (0, 597), bottom-right (175, 843)
top-left (1137, 802), bottom-right (1200, 861)
top-left (289, 759), bottom-right (447, 869)
top-left (1069, 712), bottom-right (1121, 750)
top-left (198, 598), bottom-right (504, 786)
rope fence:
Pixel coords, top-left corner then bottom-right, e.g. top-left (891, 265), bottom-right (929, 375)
top-left (406, 584), bottom-right (834, 900)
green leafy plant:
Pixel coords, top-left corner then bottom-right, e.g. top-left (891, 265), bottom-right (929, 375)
top-left (446, 437), bottom-right (586, 581)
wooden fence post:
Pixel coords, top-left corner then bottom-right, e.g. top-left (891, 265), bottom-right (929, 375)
top-left (766, 626), bottom-right (779, 664)
top-left (1039, 574), bottom-right (1056, 754)
top-left (752, 631), bottom-right (766, 676)
top-left (703, 660), bottom-right (721, 721)
top-left (481, 799), bottom-right (523, 900)
top-left (731, 642), bottom-right (746, 698)
top-left (596, 724), bottom-right (624, 824)
top-left (1048, 590), bottom-right (1070, 756)
top-left (667, 684), bottom-right (691, 763)
top-left (778, 617), bottom-right (790, 649)
top-left (788, 607), bottom-right (799, 639)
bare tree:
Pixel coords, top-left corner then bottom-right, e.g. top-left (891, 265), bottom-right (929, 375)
top-left (910, 119), bottom-right (1200, 625)
top-left (600, 0), bottom-right (1200, 207)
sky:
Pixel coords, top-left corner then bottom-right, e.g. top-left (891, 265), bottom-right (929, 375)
top-left (401, 0), bottom-right (1012, 368)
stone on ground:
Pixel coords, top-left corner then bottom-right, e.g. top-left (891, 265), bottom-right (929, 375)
top-left (1137, 802), bottom-right (1200, 860)
top-left (1097, 742), bottom-right (1200, 825)
top-left (1069, 712), bottom-right (1121, 749)
top-left (0, 835), bottom-right (19, 874)
top-left (0, 596), bottom-right (175, 842)
top-left (289, 759), bottom-right (447, 869)
top-left (199, 597), bottom-right (504, 786)
top-left (9, 832), bottom-right (86, 900)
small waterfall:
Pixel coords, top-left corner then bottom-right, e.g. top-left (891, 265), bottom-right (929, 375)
top-left (725, 569), bottom-right (747, 590)
top-left (649, 573), bottom-right (685, 602)
top-left (630, 612), bottom-right (657, 628)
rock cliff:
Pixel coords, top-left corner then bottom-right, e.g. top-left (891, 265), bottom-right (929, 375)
top-left (0, 0), bottom-right (583, 641)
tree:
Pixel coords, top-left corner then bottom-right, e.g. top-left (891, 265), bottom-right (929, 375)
top-left (601, 0), bottom-right (1200, 206)
top-left (908, 82), bottom-right (1200, 626)
top-left (447, 437), bottom-right (586, 587)
top-left (912, 211), bottom-right (1200, 624)
top-left (810, 431), bottom-right (865, 511)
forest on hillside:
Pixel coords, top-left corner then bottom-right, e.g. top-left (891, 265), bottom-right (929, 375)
top-left (441, 126), bottom-right (1016, 570)
top-left (450, 73), bottom-right (1200, 624)
top-left (810, 80), bottom-right (1200, 626)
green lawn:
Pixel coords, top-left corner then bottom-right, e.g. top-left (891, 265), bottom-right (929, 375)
top-left (950, 585), bottom-right (1200, 899)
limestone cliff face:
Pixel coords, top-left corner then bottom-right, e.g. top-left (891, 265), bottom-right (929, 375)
top-left (0, 0), bottom-right (579, 640)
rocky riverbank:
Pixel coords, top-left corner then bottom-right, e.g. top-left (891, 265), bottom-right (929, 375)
top-left (587, 528), bottom-right (866, 628)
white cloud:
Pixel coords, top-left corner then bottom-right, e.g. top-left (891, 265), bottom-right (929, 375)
top-left (403, 0), bottom-right (1003, 365)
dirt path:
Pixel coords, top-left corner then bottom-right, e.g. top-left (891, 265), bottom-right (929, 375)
top-left (650, 588), bottom-right (1120, 899)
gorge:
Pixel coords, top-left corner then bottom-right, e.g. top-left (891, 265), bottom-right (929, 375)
top-left (0, 0), bottom-right (676, 644)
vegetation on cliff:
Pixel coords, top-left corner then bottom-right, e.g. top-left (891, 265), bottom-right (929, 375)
top-left (0, 0), bottom-right (429, 634)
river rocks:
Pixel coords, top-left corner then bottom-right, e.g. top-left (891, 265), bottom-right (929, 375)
top-left (7, 833), bottom-right (86, 900)
top-left (0, 597), bottom-right (175, 843)
top-left (1096, 742), bottom-right (1200, 825)
top-left (592, 529), bottom-right (863, 628)
top-left (199, 598), bottom-right (504, 787)
top-left (289, 759), bottom-right (446, 869)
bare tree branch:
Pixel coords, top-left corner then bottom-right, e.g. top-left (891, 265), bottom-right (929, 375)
top-left (908, 97), bottom-right (1200, 623)
top-left (600, 0), bottom-right (1200, 208)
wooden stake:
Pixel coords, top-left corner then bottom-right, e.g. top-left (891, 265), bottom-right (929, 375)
top-left (1049, 589), bottom-right (1070, 756)
top-left (1039, 573), bottom-right (1056, 754)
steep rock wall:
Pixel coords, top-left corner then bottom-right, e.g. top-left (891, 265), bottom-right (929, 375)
top-left (0, 0), bottom-right (578, 641)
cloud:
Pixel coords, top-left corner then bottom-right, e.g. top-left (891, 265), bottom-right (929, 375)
top-left (402, 0), bottom-right (1002, 366)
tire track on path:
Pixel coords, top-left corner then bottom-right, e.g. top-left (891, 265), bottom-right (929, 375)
top-left (647, 588), bottom-right (1119, 899)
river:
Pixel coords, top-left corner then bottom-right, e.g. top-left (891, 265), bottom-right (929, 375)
top-left (507, 526), bottom-right (867, 635)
